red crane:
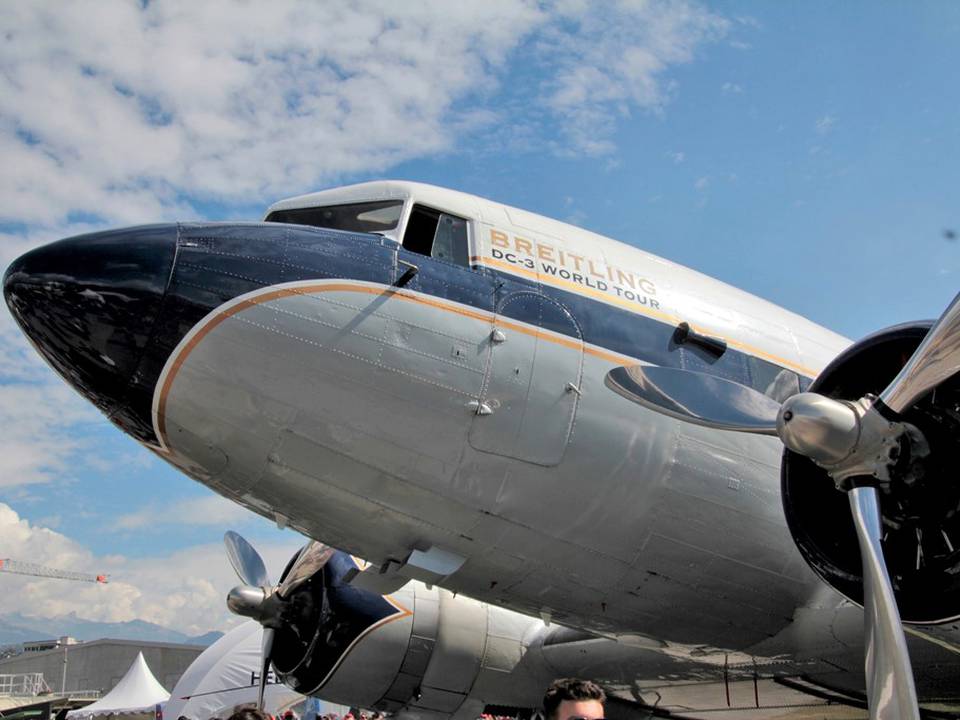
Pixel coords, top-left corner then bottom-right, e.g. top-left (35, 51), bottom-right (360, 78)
top-left (0, 558), bottom-right (107, 583)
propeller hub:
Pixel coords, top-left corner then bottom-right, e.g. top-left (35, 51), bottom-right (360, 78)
top-left (779, 392), bottom-right (912, 489)
top-left (227, 584), bottom-right (272, 620)
top-left (777, 392), bottom-right (860, 465)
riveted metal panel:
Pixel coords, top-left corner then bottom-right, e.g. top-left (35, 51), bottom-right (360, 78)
top-left (303, 584), bottom-right (416, 708)
top-left (421, 590), bottom-right (486, 696)
top-left (481, 605), bottom-right (537, 673)
top-left (411, 584), bottom-right (441, 639)
top-left (412, 686), bottom-right (468, 713)
top-left (398, 636), bottom-right (434, 679)
top-left (381, 584), bottom-right (440, 707)
top-left (379, 672), bottom-right (421, 709)
top-left (469, 292), bottom-right (583, 466)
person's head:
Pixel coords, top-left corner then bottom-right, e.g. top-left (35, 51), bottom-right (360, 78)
top-left (227, 708), bottom-right (271, 720)
top-left (542, 678), bottom-right (605, 720)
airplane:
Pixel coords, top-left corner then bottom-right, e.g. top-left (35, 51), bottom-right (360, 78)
top-left (4, 180), bottom-right (960, 719)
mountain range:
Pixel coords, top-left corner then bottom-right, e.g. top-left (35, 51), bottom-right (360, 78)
top-left (0, 612), bottom-right (222, 648)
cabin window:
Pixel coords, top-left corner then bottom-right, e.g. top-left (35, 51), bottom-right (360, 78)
top-left (265, 200), bottom-right (404, 233)
top-left (403, 204), bottom-right (470, 267)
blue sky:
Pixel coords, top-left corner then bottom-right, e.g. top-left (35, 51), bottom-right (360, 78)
top-left (1, 1), bottom-right (957, 633)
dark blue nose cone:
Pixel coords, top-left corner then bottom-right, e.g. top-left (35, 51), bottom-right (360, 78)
top-left (3, 225), bottom-right (177, 427)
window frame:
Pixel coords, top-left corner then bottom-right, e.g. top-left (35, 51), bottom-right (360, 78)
top-left (399, 201), bottom-right (478, 271)
top-left (264, 199), bottom-right (406, 241)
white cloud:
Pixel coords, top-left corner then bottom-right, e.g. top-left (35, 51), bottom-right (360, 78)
top-left (667, 150), bottom-right (686, 164)
top-left (816, 114), bottom-right (837, 134)
top-left (0, 503), bottom-right (90, 570)
top-left (0, 1), bottom-right (728, 227)
top-left (115, 495), bottom-right (253, 531)
top-left (541, 1), bottom-right (728, 155)
top-left (0, 376), bottom-right (100, 488)
top-left (0, 1), bottom-right (544, 227)
top-left (721, 81), bottom-right (743, 94)
top-left (0, 503), bottom-right (303, 634)
top-left (0, 311), bottom-right (49, 385)
top-left (694, 175), bottom-right (710, 191)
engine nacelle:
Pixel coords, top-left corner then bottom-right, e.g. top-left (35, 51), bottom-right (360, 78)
top-left (782, 321), bottom-right (960, 623)
top-left (268, 548), bottom-right (768, 715)
top-left (269, 551), bottom-right (553, 717)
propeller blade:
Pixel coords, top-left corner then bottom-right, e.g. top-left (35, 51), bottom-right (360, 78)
top-left (880, 291), bottom-right (960, 414)
top-left (224, 531), bottom-right (271, 588)
top-left (848, 487), bottom-right (920, 719)
top-left (605, 365), bottom-right (781, 434)
top-left (257, 627), bottom-right (275, 711)
top-left (278, 541), bottom-right (335, 598)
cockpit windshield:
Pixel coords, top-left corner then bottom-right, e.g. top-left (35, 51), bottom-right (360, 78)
top-left (265, 200), bottom-right (404, 233)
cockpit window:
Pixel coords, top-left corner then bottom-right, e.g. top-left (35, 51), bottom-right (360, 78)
top-left (403, 204), bottom-right (470, 267)
top-left (266, 200), bottom-right (404, 233)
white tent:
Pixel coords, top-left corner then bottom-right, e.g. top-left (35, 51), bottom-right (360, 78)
top-left (68, 652), bottom-right (171, 720)
top-left (163, 622), bottom-right (311, 720)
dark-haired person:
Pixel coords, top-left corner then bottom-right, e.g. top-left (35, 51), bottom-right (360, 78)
top-left (542, 678), bottom-right (606, 720)
top-left (226, 708), bottom-right (271, 720)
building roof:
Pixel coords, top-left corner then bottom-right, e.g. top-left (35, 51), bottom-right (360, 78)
top-left (0, 638), bottom-right (204, 664)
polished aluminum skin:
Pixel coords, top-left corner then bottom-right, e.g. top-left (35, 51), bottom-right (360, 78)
top-left (279, 542), bottom-right (336, 595)
top-left (604, 365), bottom-right (782, 433)
top-left (849, 487), bottom-right (920, 720)
top-left (881, 292), bottom-right (960, 413)
top-left (225, 529), bottom-right (271, 587)
top-left (156, 279), bottom-right (810, 649)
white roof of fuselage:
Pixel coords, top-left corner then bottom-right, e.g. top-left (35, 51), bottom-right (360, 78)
top-left (267, 180), bottom-right (714, 286)
top-left (267, 180), bottom-right (615, 253)
top-left (266, 180), bottom-right (850, 367)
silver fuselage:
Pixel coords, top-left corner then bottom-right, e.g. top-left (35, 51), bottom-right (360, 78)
top-left (7, 181), bottom-right (959, 703)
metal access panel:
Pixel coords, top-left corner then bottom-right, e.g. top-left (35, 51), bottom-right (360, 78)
top-left (469, 292), bottom-right (583, 466)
